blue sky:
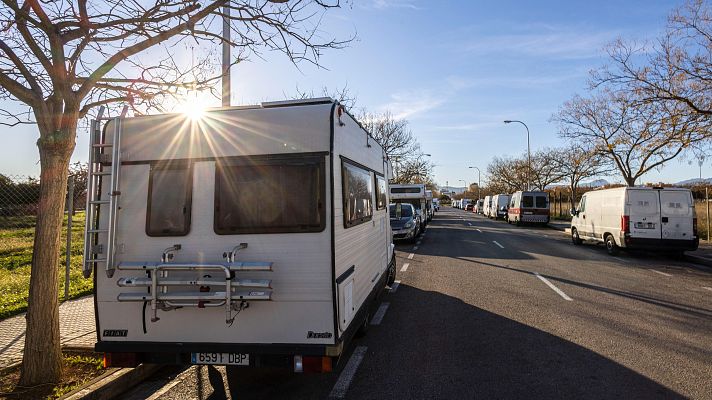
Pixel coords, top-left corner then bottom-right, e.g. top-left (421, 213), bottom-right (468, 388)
top-left (0, 0), bottom-right (701, 186)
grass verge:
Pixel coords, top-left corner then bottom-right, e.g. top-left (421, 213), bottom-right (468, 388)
top-left (0, 212), bottom-right (92, 320)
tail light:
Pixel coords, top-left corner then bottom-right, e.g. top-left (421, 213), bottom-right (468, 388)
top-left (294, 355), bottom-right (333, 373)
top-left (621, 215), bottom-right (630, 234)
top-left (693, 217), bottom-right (698, 236)
top-left (103, 352), bottom-right (139, 368)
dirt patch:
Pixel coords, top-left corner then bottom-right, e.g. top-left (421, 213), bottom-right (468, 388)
top-left (0, 351), bottom-right (106, 399)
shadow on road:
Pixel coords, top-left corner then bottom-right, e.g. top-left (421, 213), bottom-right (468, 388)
top-left (181, 285), bottom-right (685, 400)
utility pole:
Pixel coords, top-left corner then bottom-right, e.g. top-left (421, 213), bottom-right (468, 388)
top-left (221, 4), bottom-right (231, 107)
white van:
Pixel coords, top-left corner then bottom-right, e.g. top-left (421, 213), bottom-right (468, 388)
top-left (83, 98), bottom-right (395, 372)
top-left (482, 196), bottom-right (492, 217)
top-left (570, 187), bottom-right (698, 255)
top-left (474, 199), bottom-right (484, 214)
top-left (507, 191), bottom-right (550, 225)
top-left (489, 194), bottom-right (511, 219)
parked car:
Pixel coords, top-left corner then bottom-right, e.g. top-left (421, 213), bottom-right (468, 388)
top-left (570, 186), bottom-right (698, 256)
top-left (390, 203), bottom-right (420, 243)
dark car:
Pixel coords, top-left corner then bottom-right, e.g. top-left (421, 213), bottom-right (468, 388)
top-left (389, 203), bottom-right (419, 243)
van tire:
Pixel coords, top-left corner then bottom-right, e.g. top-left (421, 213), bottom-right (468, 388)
top-left (571, 228), bottom-right (582, 245)
top-left (387, 261), bottom-right (396, 287)
top-left (605, 234), bottom-right (619, 255)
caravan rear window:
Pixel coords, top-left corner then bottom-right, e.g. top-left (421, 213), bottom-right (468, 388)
top-left (214, 155), bottom-right (325, 234)
top-left (146, 163), bottom-right (193, 236)
top-left (536, 196), bottom-right (548, 208)
top-left (522, 195), bottom-right (534, 208)
top-left (343, 160), bottom-right (373, 228)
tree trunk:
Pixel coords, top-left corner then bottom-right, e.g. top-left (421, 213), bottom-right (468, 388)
top-left (19, 128), bottom-right (75, 386)
top-left (625, 176), bottom-right (636, 187)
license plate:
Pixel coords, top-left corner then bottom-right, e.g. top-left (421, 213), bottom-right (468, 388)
top-left (635, 222), bottom-right (656, 229)
top-left (191, 352), bottom-right (249, 366)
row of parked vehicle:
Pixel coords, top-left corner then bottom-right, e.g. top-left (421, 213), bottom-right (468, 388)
top-left (454, 191), bottom-right (551, 225)
top-left (389, 184), bottom-right (437, 243)
top-left (455, 186), bottom-right (700, 256)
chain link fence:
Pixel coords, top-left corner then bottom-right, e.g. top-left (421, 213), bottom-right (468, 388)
top-left (0, 168), bottom-right (89, 318)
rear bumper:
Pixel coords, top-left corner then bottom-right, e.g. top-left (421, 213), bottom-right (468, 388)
top-left (393, 228), bottom-right (416, 240)
top-left (95, 341), bottom-right (340, 368)
top-left (623, 236), bottom-right (699, 251)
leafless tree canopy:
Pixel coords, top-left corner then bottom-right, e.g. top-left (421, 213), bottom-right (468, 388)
top-left (0, 0), bottom-right (350, 127)
top-left (554, 88), bottom-right (707, 186)
top-left (555, 143), bottom-right (612, 208)
top-left (594, 0), bottom-right (712, 118)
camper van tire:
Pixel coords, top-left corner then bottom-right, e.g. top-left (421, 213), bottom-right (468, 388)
top-left (605, 234), bottom-right (619, 255)
top-left (571, 228), bottom-right (582, 245)
top-left (386, 258), bottom-right (397, 287)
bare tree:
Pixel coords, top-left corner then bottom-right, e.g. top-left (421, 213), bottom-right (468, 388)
top-left (529, 148), bottom-right (566, 191)
top-left (554, 88), bottom-right (707, 186)
top-left (594, 0), bottom-right (712, 118)
top-left (0, 0), bottom-right (349, 386)
top-left (360, 111), bottom-right (418, 159)
top-left (555, 143), bottom-right (612, 209)
top-left (291, 84), bottom-right (357, 110)
top-left (391, 153), bottom-right (434, 185)
top-left (486, 155), bottom-right (528, 193)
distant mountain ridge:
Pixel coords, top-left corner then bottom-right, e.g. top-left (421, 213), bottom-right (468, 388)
top-left (674, 177), bottom-right (712, 186)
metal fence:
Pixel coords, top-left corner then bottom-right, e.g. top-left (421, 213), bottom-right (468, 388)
top-left (0, 172), bottom-right (87, 300)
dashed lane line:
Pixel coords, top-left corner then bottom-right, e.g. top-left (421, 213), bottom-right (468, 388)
top-left (389, 281), bottom-right (401, 293)
top-left (467, 222), bottom-right (472, 226)
top-left (493, 241), bottom-right (505, 249)
top-left (408, 253), bottom-right (414, 260)
top-left (476, 229), bottom-right (482, 233)
top-left (400, 263), bottom-right (410, 272)
top-left (703, 287), bottom-right (712, 292)
top-left (370, 302), bottom-right (390, 325)
top-left (328, 346), bottom-right (368, 399)
top-left (534, 273), bottom-right (573, 301)
top-left (651, 269), bottom-right (673, 277)
top-left (413, 246), bottom-right (419, 250)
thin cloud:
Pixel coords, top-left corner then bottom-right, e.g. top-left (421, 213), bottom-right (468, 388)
top-left (379, 90), bottom-right (445, 120)
top-left (365, 0), bottom-right (421, 10)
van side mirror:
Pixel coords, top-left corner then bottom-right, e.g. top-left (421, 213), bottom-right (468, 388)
top-left (570, 208), bottom-right (578, 217)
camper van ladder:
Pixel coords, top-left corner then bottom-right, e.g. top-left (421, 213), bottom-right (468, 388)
top-left (83, 106), bottom-right (126, 279)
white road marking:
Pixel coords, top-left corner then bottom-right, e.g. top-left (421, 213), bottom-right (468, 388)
top-left (493, 241), bottom-right (504, 249)
top-left (651, 269), bottom-right (672, 277)
top-left (370, 302), bottom-right (390, 325)
top-left (476, 229), bottom-right (482, 233)
top-left (534, 273), bottom-right (573, 301)
top-left (412, 246), bottom-right (419, 250)
top-left (389, 281), bottom-right (401, 293)
top-left (702, 287), bottom-right (712, 292)
top-left (467, 222), bottom-right (472, 226)
top-left (328, 346), bottom-right (368, 399)
top-left (408, 253), bottom-right (414, 260)
top-left (400, 263), bottom-right (410, 272)
top-left (613, 257), bottom-right (628, 263)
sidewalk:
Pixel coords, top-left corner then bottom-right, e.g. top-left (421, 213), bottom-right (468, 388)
top-left (0, 296), bottom-right (95, 369)
top-left (548, 220), bottom-right (570, 233)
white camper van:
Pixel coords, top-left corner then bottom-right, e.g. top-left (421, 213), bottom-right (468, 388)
top-left (83, 99), bottom-right (395, 372)
top-left (570, 187), bottom-right (698, 255)
top-left (425, 190), bottom-right (434, 221)
top-left (489, 194), bottom-right (511, 219)
top-left (482, 196), bottom-right (492, 217)
top-left (507, 191), bottom-right (550, 225)
top-left (390, 184), bottom-right (428, 231)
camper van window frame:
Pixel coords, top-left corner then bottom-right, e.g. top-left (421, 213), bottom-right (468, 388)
top-left (341, 157), bottom-right (374, 228)
top-left (145, 161), bottom-right (194, 237)
top-left (375, 174), bottom-right (387, 211)
top-left (213, 153), bottom-right (327, 235)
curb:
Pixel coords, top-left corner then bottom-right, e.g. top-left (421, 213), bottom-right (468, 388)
top-left (685, 254), bottom-right (712, 270)
top-left (60, 363), bottom-right (163, 400)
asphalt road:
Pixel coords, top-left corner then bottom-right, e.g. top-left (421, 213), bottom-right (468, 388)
top-left (122, 207), bottom-right (712, 400)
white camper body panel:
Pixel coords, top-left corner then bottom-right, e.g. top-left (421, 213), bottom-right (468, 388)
top-left (571, 187), bottom-right (697, 252)
top-left (389, 184), bottom-right (427, 225)
top-left (90, 100), bottom-right (393, 361)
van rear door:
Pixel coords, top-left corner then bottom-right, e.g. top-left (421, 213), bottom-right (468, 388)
top-left (628, 190), bottom-right (661, 240)
top-left (659, 190), bottom-right (694, 240)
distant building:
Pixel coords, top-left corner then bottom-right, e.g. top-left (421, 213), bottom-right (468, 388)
top-left (440, 186), bottom-right (467, 195)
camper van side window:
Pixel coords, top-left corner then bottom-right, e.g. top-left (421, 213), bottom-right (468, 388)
top-left (375, 175), bottom-right (387, 210)
top-left (342, 161), bottom-right (373, 228)
top-left (146, 163), bottom-right (193, 236)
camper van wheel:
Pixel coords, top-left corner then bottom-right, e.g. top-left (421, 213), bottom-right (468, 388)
top-left (571, 228), bottom-right (582, 245)
top-left (605, 234), bottom-right (619, 255)
top-left (387, 262), bottom-right (396, 287)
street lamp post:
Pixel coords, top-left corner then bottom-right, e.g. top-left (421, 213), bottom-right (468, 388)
top-left (468, 166), bottom-right (481, 200)
top-left (504, 120), bottom-right (531, 191)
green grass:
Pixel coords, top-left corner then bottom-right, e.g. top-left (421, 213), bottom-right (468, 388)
top-left (0, 212), bottom-right (93, 320)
